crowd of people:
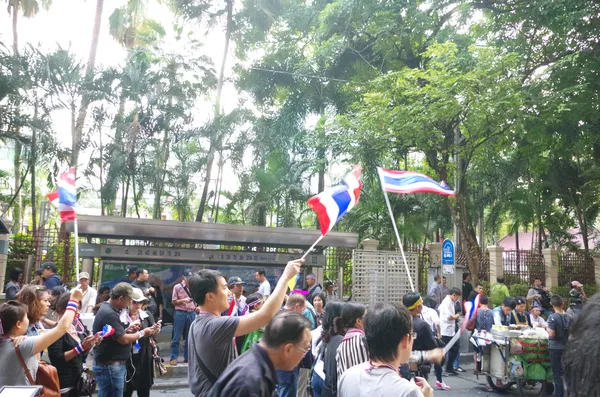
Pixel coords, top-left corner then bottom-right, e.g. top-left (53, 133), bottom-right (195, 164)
top-left (1, 260), bottom-right (599, 397)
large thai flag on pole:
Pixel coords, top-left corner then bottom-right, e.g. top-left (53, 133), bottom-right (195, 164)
top-left (378, 168), bottom-right (456, 196)
top-left (46, 168), bottom-right (77, 223)
top-left (307, 166), bottom-right (362, 236)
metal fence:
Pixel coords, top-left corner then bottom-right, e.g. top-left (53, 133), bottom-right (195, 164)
top-left (502, 250), bottom-right (545, 286)
top-left (324, 246), bottom-right (353, 297)
top-left (456, 249), bottom-right (490, 282)
top-left (558, 252), bottom-right (595, 286)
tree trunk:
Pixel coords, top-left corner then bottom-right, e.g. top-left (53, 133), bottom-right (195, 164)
top-left (72, 0), bottom-right (105, 169)
top-left (152, 131), bottom-right (170, 219)
top-left (104, 94), bottom-right (126, 213)
top-left (30, 104), bottom-right (37, 238)
top-left (13, 141), bottom-right (22, 232)
top-left (195, 0), bottom-right (233, 222)
top-left (11, 1), bottom-right (18, 54)
top-left (449, 194), bottom-right (483, 282)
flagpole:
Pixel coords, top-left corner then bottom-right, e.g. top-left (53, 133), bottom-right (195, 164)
top-left (301, 234), bottom-right (325, 261)
top-left (74, 213), bottom-right (79, 282)
top-left (378, 169), bottom-right (415, 292)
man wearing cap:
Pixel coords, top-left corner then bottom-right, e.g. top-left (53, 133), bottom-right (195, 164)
top-left (527, 277), bottom-right (552, 318)
top-left (118, 265), bottom-right (138, 285)
top-left (228, 277), bottom-right (247, 316)
top-left (42, 262), bottom-right (63, 289)
top-left (305, 274), bottom-right (322, 305)
top-left (93, 282), bottom-right (161, 397)
top-left (170, 270), bottom-right (197, 366)
top-left (78, 272), bottom-right (98, 313)
top-left (567, 281), bottom-right (585, 321)
top-left (510, 297), bottom-right (533, 328)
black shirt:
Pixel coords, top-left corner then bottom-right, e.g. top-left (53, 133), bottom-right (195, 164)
top-left (462, 282), bottom-right (473, 303)
top-left (413, 315), bottom-right (437, 352)
top-left (92, 302), bottom-right (129, 362)
top-left (322, 334), bottom-right (343, 397)
top-left (48, 333), bottom-right (83, 388)
top-left (208, 343), bottom-right (278, 397)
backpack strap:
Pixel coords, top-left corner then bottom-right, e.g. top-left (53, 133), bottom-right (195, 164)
top-left (15, 345), bottom-right (36, 386)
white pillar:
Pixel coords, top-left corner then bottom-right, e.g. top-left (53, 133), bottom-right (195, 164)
top-left (0, 230), bottom-right (10, 294)
top-left (542, 248), bottom-right (559, 289)
top-left (488, 246), bottom-right (504, 286)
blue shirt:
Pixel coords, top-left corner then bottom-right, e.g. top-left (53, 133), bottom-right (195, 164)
top-left (43, 274), bottom-right (62, 289)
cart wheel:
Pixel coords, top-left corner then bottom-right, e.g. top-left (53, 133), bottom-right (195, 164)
top-left (486, 376), bottom-right (514, 392)
top-left (545, 382), bottom-right (555, 395)
top-left (516, 379), bottom-right (546, 397)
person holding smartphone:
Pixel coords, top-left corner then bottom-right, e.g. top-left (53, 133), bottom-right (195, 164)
top-left (170, 270), bottom-right (197, 365)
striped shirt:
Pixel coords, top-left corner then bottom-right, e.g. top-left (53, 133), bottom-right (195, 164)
top-left (336, 329), bottom-right (369, 380)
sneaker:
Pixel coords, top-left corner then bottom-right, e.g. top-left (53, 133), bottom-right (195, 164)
top-left (455, 366), bottom-right (465, 373)
top-left (435, 381), bottom-right (451, 391)
top-left (169, 359), bottom-right (177, 366)
top-left (445, 369), bottom-right (458, 376)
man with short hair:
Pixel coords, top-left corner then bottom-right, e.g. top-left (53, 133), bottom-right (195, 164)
top-left (208, 311), bottom-right (312, 397)
top-left (338, 303), bottom-right (433, 397)
top-left (462, 274), bottom-right (473, 303)
top-left (171, 270), bottom-right (197, 366)
top-left (119, 266), bottom-right (138, 284)
top-left (42, 262), bottom-right (62, 289)
top-left (527, 277), bottom-right (552, 317)
top-left (490, 277), bottom-right (510, 308)
top-left (228, 276), bottom-right (247, 316)
top-left (468, 283), bottom-right (484, 302)
top-left (93, 282), bottom-right (161, 397)
top-left (189, 259), bottom-right (302, 397)
top-left (132, 268), bottom-right (158, 315)
top-left (441, 277), bottom-right (449, 297)
top-left (530, 306), bottom-right (548, 329)
top-left (428, 275), bottom-right (443, 306)
top-left (277, 294), bottom-right (307, 397)
top-left (78, 272), bottom-right (98, 313)
top-left (305, 274), bottom-right (322, 304)
top-left (256, 268), bottom-right (271, 298)
top-left (547, 295), bottom-right (570, 397)
top-left (493, 297), bottom-right (516, 326)
top-left (439, 287), bottom-right (462, 376)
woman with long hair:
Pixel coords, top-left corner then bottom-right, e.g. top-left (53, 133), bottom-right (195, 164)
top-left (17, 285), bottom-right (51, 336)
top-left (0, 289), bottom-right (83, 387)
top-left (48, 293), bottom-right (102, 396)
top-left (317, 301), bottom-right (345, 397)
top-left (313, 294), bottom-right (326, 327)
top-left (241, 293), bottom-right (264, 353)
top-left (121, 288), bottom-right (160, 397)
top-left (335, 302), bottom-right (368, 379)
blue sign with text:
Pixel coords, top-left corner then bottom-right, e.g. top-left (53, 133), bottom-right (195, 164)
top-left (442, 239), bottom-right (455, 265)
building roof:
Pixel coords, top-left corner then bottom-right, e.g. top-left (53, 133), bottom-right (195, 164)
top-left (498, 228), bottom-right (598, 251)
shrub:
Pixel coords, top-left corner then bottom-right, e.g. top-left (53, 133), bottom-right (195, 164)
top-left (509, 283), bottom-right (530, 298)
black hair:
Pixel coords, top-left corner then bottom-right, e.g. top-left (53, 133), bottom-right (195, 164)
top-left (55, 292), bottom-right (78, 314)
top-left (136, 268), bottom-right (148, 278)
top-left (450, 287), bottom-right (461, 296)
top-left (474, 282), bottom-right (483, 289)
top-left (34, 269), bottom-right (43, 277)
top-left (497, 277), bottom-right (505, 283)
top-left (9, 268), bottom-right (23, 282)
top-left (335, 302), bottom-right (366, 333)
top-left (262, 311), bottom-right (311, 349)
top-left (502, 297), bottom-right (517, 310)
top-left (434, 275), bottom-right (441, 282)
top-left (550, 294), bottom-right (563, 308)
top-left (0, 301), bottom-right (28, 337)
top-left (246, 293), bottom-right (263, 313)
top-left (49, 286), bottom-right (66, 310)
top-left (533, 277), bottom-right (542, 282)
top-left (99, 286), bottom-right (110, 294)
top-left (189, 269), bottom-right (224, 306)
top-left (463, 273), bottom-right (471, 281)
top-left (313, 293), bottom-right (326, 306)
top-left (443, 276), bottom-right (447, 280)
top-left (402, 292), bottom-right (422, 310)
top-left (479, 295), bottom-right (489, 305)
top-left (324, 281), bottom-right (334, 289)
top-left (564, 293), bottom-right (600, 397)
top-left (256, 269), bottom-right (266, 277)
top-left (423, 296), bottom-right (437, 309)
top-left (321, 301), bottom-right (344, 343)
top-left (365, 303), bottom-right (412, 363)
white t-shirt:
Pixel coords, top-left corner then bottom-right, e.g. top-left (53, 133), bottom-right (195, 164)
top-left (258, 280), bottom-right (271, 297)
top-left (530, 314), bottom-right (548, 328)
top-left (421, 306), bottom-right (440, 334)
top-left (80, 286), bottom-right (98, 314)
top-left (439, 296), bottom-right (456, 337)
top-left (339, 362), bottom-right (424, 397)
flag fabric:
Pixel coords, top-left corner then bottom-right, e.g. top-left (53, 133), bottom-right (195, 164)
top-left (378, 168), bottom-right (455, 196)
top-left (99, 324), bottom-right (115, 338)
top-left (462, 292), bottom-right (482, 332)
top-left (307, 166), bottom-right (362, 236)
top-left (46, 168), bottom-right (77, 223)
top-left (227, 298), bottom-right (237, 317)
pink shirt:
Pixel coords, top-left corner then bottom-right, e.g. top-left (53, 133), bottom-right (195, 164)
top-left (172, 282), bottom-right (196, 311)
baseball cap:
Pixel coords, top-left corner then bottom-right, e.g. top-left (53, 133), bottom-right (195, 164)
top-left (112, 282), bottom-right (134, 298)
top-left (182, 270), bottom-right (193, 278)
top-left (228, 277), bottom-right (245, 286)
top-left (78, 272), bottom-right (90, 280)
top-left (571, 280), bottom-right (583, 288)
top-left (42, 262), bottom-right (58, 273)
top-left (131, 288), bottom-right (147, 302)
top-left (515, 297), bottom-right (526, 305)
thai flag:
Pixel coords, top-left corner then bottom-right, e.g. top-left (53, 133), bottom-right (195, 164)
top-left (462, 292), bottom-right (481, 331)
top-left (377, 168), bottom-right (455, 196)
top-left (99, 324), bottom-right (115, 338)
top-left (46, 168), bottom-right (77, 223)
top-left (307, 166), bottom-right (362, 236)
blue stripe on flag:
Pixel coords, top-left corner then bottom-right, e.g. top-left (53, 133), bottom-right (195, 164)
top-left (383, 175), bottom-right (433, 186)
top-left (332, 188), bottom-right (351, 222)
top-left (58, 187), bottom-right (77, 207)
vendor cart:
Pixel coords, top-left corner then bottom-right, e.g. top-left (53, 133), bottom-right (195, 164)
top-left (474, 331), bottom-right (554, 397)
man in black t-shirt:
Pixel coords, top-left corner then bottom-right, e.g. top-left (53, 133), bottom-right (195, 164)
top-left (92, 282), bottom-right (161, 397)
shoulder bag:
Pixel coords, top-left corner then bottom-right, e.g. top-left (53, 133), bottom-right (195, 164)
top-left (76, 367), bottom-right (97, 396)
top-left (15, 346), bottom-right (61, 397)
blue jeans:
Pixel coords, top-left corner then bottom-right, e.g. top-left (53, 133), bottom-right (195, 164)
top-left (93, 363), bottom-right (126, 397)
top-left (311, 372), bottom-right (324, 397)
top-left (550, 349), bottom-right (564, 397)
top-left (276, 367), bottom-right (299, 397)
top-left (170, 310), bottom-right (196, 360)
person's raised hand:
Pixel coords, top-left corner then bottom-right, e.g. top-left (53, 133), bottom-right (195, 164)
top-left (70, 288), bottom-right (83, 302)
top-left (414, 377), bottom-right (433, 397)
top-left (282, 259), bottom-right (304, 281)
top-left (426, 348), bottom-right (445, 364)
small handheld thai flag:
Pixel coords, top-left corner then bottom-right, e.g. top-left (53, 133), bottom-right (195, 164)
top-left (307, 166), bottom-right (362, 236)
top-left (46, 168), bottom-right (77, 223)
top-left (378, 168), bottom-right (455, 196)
top-left (227, 298), bottom-right (237, 317)
top-left (461, 293), bottom-right (481, 331)
top-left (99, 324), bottom-right (115, 338)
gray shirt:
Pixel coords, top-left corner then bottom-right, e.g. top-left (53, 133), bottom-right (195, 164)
top-left (0, 336), bottom-right (38, 386)
top-left (188, 313), bottom-right (240, 397)
top-left (338, 362), bottom-right (424, 397)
